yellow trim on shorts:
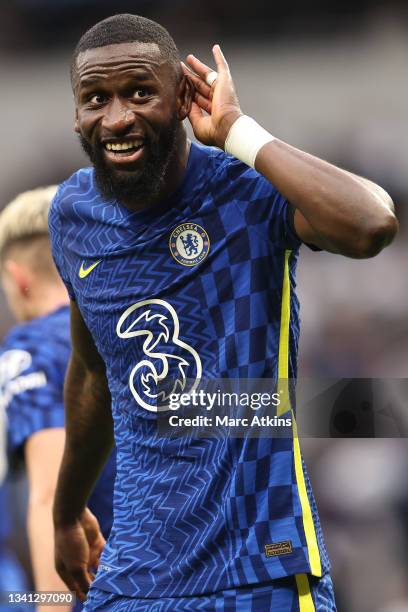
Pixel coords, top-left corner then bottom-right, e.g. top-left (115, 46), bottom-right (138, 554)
top-left (296, 574), bottom-right (316, 612)
top-left (278, 250), bottom-right (322, 577)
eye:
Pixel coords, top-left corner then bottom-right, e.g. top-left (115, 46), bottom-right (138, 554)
top-left (89, 93), bottom-right (107, 105)
top-left (132, 88), bottom-right (149, 99)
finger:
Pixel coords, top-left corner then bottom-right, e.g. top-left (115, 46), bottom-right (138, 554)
top-left (58, 566), bottom-right (87, 602)
top-left (57, 565), bottom-right (78, 594)
top-left (71, 567), bottom-right (92, 598)
top-left (194, 91), bottom-right (212, 114)
top-left (181, 61), bottom-right (194, 76)
top-left (188, 101), bottom-right (205, 132)
top-left (72, 581), bottom-right (88, 603)
top-left (185, 70), bottom-right (212, 100)
top-left (212, 44), bottom-right (230, 75)
top-left (83, 519), bottom-right (105, 549)
top-left (88, 538), bottom-right (105, 569)
top-left (186, 54), bottom-right (215, 83)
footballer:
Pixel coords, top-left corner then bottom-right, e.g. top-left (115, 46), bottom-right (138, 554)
top-left (49, 14), bottom-right (397, 611)
top-left (0, 187), bottom-right (116, 611)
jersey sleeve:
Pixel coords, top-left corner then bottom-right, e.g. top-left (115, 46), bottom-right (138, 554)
top-left (49, 187), bottom-right (76, 301)
top-left (223, 157), bottom-right (302, 251)
top-left (4, 345), bottom-right (65, 454)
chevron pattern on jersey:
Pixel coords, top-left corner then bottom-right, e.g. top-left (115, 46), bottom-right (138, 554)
top-left (84, 573), bottom-right (337, 611)
top-left (49, 142), bottom-right (330, 599)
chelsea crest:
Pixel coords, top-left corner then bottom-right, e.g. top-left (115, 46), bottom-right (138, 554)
top-left (169, 223), bottom-right (210, 267)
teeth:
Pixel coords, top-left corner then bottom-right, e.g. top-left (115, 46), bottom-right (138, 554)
top-left (105, 140), bottom-right (143, 152)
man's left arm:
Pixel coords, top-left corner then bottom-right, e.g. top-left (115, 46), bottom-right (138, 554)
top-left (25, 428), bottom-right (72, 612)
top-left (184, 46), bottom-right (398, 258)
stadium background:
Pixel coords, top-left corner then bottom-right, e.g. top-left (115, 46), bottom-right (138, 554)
top-left (0, 1), bottom-right (407, 610)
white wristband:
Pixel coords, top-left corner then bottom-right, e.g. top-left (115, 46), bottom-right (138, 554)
top-left (224, 115), bottom-right (275, 168)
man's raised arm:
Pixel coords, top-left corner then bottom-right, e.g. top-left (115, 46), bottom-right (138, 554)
top-left (53, 300), bottom-right (114, 601)
top-left (184, 45), bottom-right (398, 258)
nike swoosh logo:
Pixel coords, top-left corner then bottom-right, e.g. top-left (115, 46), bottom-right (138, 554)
top-left (79, 260), bottom-right (102, 279)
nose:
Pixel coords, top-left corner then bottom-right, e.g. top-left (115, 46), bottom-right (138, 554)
top-left (101, 97), bottom-right (135, 133)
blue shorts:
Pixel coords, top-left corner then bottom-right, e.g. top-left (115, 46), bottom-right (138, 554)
top-left (83, 573), bottom-right (336, 611)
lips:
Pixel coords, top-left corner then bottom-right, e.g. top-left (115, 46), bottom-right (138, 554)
top-left (102, 137), bottom-right (146, 165)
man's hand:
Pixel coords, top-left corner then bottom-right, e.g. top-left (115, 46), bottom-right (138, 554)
top-left (54, 508), bottom-right (105, 602)
top-left (183, 45), bottom-right (242, 149)
top-left (185, 46), bottom-right (397, 257)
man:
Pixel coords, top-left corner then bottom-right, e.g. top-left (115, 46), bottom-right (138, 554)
top-left (0, 187), bottom-right (116, 611)
top-left (50, 14), bottom-right (397, 611)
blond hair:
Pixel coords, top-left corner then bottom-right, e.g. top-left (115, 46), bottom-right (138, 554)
top-left (0, 185), bottom-right (58, 259)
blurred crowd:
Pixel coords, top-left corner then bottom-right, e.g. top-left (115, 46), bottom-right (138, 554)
top-left (0, 2), bottom-right (407, 611)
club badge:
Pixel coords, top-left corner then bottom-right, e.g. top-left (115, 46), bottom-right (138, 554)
top-left (169, 223), bottom-right (210, 267)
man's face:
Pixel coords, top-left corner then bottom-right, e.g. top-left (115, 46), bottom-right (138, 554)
top-left (74, 42), bottom-right (182, 205)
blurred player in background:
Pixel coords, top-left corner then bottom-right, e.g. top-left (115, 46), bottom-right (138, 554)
top-left (50, 14), bottom-right (397, 612)
top-left (0, 390), bottom-right (31, 612)
top-left (0, 187), bottom-right (116, 611)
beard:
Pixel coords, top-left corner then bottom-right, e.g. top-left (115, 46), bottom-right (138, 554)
top-left (79, 117), bottom-right (178, 207)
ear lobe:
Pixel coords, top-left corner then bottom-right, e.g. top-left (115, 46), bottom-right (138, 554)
top-left (177, 75), bottom-right (194, 121)
top-left (4, 260), bottom-right (30, 298)
top-left (74, 108), bottom-right (80, 133)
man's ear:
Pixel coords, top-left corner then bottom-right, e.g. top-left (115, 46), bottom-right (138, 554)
top-left (74, 107), bottom-right (80, 134)
top-left (177, 74), bottom-right (194, 121)
top-left (3, 260), bottom-right (31, 297)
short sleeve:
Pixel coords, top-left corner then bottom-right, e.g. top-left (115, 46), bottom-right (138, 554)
top-left (49, 188), bottom-right (76, 301)
top-left (2, 347), bottom-right (65, 454)
top-left (286, 204), bottom-right (322, 252)
top-left (264, 189), bottom-right (303, 250)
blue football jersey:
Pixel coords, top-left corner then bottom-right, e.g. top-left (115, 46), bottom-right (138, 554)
top-left (49, 141), bottom-right (329, 598)
top-left (0, 306), bottom-right (115, 541)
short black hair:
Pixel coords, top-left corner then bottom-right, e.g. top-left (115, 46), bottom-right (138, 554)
top-left (71, 14), bottom-right (181, 87)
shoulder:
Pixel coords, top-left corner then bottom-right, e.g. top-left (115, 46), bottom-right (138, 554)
top-left (1, 309), bottom-right (70, 368)
top-left (31, 308), bottom-right (71, 364)
top-left (50, 167), bottom-right (96, 220)
top-left (1, 319), bottom-right (36, 352)
top-left (0, 323), bottom-right (48, 402)
top-left (36, 306), bottom-right (70, 343)
top-left (194, 141), bottom-right (251, 177)
top-left (194, 142), bottom-right (278, 200)
top-left (2, 318), bottom-right (68, 452)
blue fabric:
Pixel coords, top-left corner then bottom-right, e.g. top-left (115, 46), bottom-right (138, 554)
top-left (1, 307), bottom-right (115, 541)
top-left (49, 142), bottom-right (330, 598)
top-left (0, 551), bottom-right (31, 611)
top-left (2, 306), bottom-right (70, 451)
top-left (84, 573), bottom-right (336, 611)
top-left (0, 485), bottom-right (10, 542)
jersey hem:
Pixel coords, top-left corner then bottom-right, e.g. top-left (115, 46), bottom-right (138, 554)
top-left (90, 556), bottom-right (329, 599)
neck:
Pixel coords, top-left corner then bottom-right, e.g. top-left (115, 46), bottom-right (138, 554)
top-left (120, 127), bottom-right (190, 211)
top-left (22, 284), bottom-right (69, 322)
